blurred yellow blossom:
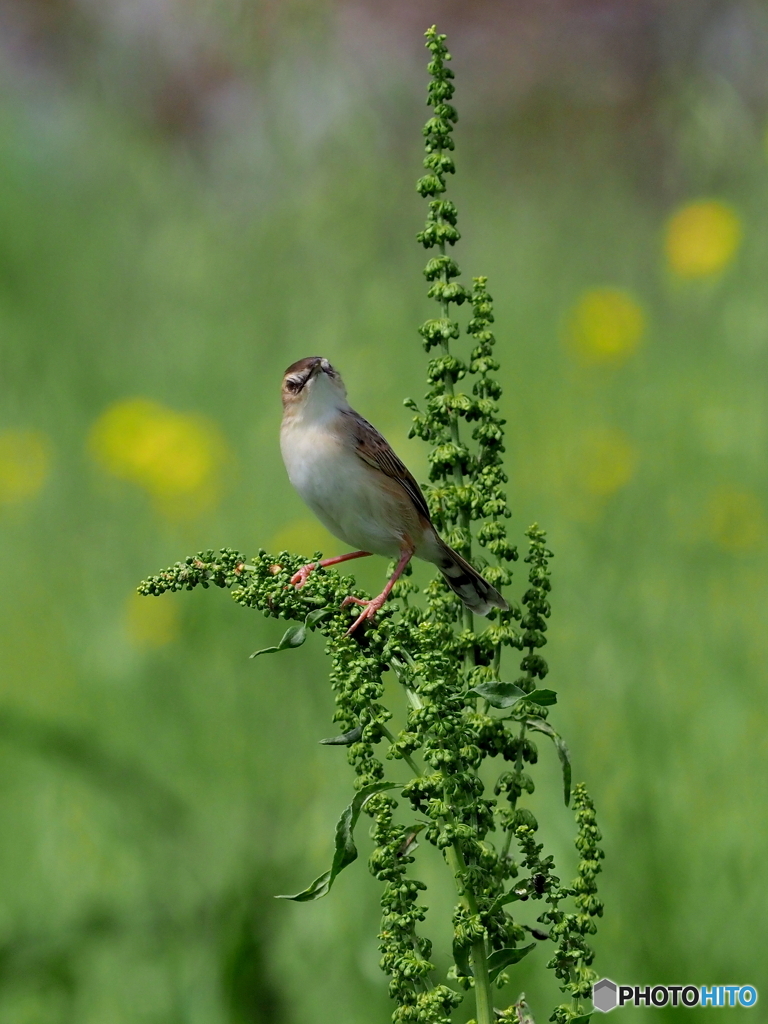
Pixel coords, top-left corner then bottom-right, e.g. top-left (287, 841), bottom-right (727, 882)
top-left (549, 425), bottom-right (638, 522)
top-left (566, 288), bottom-right (645, 365)
top-left (706, 487), bottom-right (765, 552)
top-left (125, 591), bottom-right (179, 648)
top-left (579, 427), bottom-right (638, 498)
top-left (89, 398), bottom-right (229, 518)
top-left (0, 430), bottom-right (51, 504)
top-left (270, 517), bottom-right (338, 557)
top-left (665, 200), bottom-right (742, 278)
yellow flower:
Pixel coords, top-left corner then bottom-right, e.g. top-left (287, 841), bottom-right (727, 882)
top-left (0, 430), bottom-right (51, 504)
top-left (566, 288), bottom-right (645, 366)
top-left (579, 427), bottom-right (637, 498)
top-left (89, 398), bottom-right (229, 518)
top-left (706, 487), bottom-right (765, 552)
top-left (665, 200), bottom-right (742, 278)
top-left (125, 591), bottom-right (179, 648)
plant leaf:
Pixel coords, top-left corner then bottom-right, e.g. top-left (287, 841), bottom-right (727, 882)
top-left (452, 938), bottom-right (472, 978)
top-left (526, 718), bottom-right (572, 806)
top-left (276, 781), bottom-right (399, 901)
top-left (486, 943), bottom-right (536, 982)
top-left (487, 887), bottom-right (527, 916)
top-left (319, 725), bottom-right (364, 746)
top-left (526, 688), bottom-right (557, 706)
top-left (250, 623), bottom-right (307, 658)
top-left (305, 607), bottom-right (334, 627)
top-left (468, 681), bottom-right (527, 708)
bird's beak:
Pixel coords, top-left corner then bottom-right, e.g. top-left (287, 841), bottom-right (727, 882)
top-left (309, 359), bottom-right (330, 381)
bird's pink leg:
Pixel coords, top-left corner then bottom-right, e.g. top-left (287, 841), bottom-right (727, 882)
top-left (342, 547), bottom-right (414, 636)
top-left (290, 550), bottom-right (372, 588)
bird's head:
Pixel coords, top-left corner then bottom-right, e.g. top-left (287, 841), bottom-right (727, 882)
top-left (281, 357), bottom-right (348, 416)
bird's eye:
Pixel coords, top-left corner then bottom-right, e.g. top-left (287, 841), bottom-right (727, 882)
top-left (285, 378), bottom-right (301, 393)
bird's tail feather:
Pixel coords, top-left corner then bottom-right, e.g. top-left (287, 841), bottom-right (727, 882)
top-left (436, 541), bottom-right (508, 616)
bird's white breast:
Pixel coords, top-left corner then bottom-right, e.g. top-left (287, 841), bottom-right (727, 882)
top-left (280, 414), bottom-right (406, 558)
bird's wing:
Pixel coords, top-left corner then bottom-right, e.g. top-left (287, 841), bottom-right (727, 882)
top-left (344, 411), bottom-right (432, 522)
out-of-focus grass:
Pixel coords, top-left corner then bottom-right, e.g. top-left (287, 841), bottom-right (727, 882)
top-left (1, 45), bottom-right (767, 1023)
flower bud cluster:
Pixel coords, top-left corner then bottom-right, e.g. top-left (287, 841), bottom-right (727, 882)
top-left (541, 785), bottom-right (604, 1023)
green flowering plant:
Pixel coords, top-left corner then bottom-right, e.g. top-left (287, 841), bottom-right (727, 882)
top-left (139, 27), bottom-right (603, 1024)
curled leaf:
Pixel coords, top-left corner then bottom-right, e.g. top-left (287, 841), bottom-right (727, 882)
top-left (319, 725), bottom-right (364, 746)
top-left (276, 781), bottom-right (399, 902)
top-left (250, 622), bottom-right (307, 658)
top-left (251, 607), bottom-right (335, 659)
top-left (526, 718), bottom-right (571, 806)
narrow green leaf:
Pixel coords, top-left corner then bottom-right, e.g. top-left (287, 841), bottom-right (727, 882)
top-left (486, 943), bottom-right (536, 982)
top-left (276, 868), bottom-right (332, 902)
top-left (276, 781), bottom-right (399, 902)
top-left (250, 623), bottom-right (307, 658)
top-left (319, 725), bottom-right (363, 746)
top-left (249, 645), bottom-right (279, 658)
top-left (468, 680), bottom-right (527, 708)
top-left (526, 719), bottom-right (572, 806)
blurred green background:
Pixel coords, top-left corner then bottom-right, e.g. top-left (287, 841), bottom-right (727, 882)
top-left (1, 1), bottom-right (767, 1020)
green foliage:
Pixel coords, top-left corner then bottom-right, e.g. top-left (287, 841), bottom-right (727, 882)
top-left (139, 26), bottom-right (603, 1024)
top-left (277, 781), bottom-right (401, 902)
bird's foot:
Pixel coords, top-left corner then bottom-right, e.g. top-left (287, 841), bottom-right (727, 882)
top-left (341, 593), bottom-right (387, 636)
top-left (289, 563), bottom-right (316, 588)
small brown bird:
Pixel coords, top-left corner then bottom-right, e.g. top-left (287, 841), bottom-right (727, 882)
top-left (279, 356), bottom-right (507, 635)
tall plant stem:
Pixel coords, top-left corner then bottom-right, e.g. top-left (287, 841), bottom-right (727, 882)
top-left (444, 838), bottom-right (494, 1024)
top-left (434, 284), bottom-right (494, 1017)
top-left (382, 722), bottom-right (494, 1022)
top-left (439, 257), bottom-right (475, 639)
top-left (431, 175), bottom-right (493, 1011)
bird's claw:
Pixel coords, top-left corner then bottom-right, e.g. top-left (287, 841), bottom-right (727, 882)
top-left (289, 563), bottom-right (316, 588)
top-left (342, 594), bottom-right (386, 636)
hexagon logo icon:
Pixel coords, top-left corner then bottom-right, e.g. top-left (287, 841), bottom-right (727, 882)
top-left (593, 978), bottom-right (618, 1012)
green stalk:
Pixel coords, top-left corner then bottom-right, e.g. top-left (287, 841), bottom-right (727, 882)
top-left (382, 722), bottom-right (494, 1022)
top-left (420, 33), bottom-right (494, 1018)
top-left (444, 837), bottom-right (495, 1024)
top-left (432, 256), bottom-right (494, 1022)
